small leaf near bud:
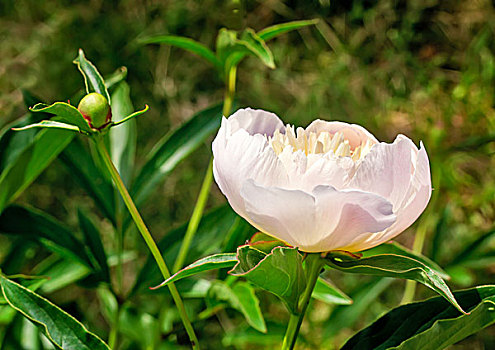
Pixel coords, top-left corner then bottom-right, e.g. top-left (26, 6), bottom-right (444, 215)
top-left (78, 93), bottom-right (111, 129)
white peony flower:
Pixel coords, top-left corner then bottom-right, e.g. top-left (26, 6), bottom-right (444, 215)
top-left (212, 108), bottom-right (432, 253)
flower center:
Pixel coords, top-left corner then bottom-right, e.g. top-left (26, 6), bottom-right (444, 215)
top-left (268, 125), bottom-right (374, 161)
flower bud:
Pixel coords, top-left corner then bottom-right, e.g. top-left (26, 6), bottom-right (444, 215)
top-left (78, 92), bottom-right (111, 129)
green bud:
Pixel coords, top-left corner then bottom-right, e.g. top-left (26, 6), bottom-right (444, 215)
top-left (78, 92), bottom-right (111, 129)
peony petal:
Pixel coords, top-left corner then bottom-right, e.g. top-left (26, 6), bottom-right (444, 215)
top-left (240, 179), bottom-right (316, 248)
top-left (227, 108), bottom-right (284, 136)
top-left (341, 142), bottom-right (432, 252)
top-left (348, 135), bottom-right (417, 209)
top-left (305, 119), bottom-right (378, 150)
top-left (239, 180), bottom-right (396, 252)
top-left (308, 186), bottom-right (396, 252)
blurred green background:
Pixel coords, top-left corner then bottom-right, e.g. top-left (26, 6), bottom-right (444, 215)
top-left (1, 0), bottom-right (494, 349)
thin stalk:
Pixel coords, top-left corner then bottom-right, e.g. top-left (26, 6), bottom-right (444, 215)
top-left (94, 137), bottom-right (200, 349)
top-left (173, 160), bottom-right (213, 272)
top-left (108, 304), bottom-right (120, 349)
top-left (172, 65), bottom-right (237, 273)
top-left (282, 254), bottom-right (323, 350)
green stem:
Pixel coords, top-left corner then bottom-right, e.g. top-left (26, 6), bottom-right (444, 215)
top-left (94, 137), bottom-right (200, 350)
top-left (401, 219), bottom-right (429, 304)
top-left (172, 65), bottom-right (237, 273)
top-left (108, 303), bottom-right (120, 349)
top-left (173, 160), bottom-right (213, 272)
top-left (282, 254), bottom-right (323, 350)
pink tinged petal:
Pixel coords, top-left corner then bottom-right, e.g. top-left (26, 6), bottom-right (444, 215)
top-left (349, 135), bottom-right (417, 209)
top-left (227, 108), bottom-right (284, 136)
top-left (307, 186), bottom-right (396, 252)
top-left (240, 179), bottom-right (316, 248)
top-left (305, 119), bottom-right (378, 150)
top-left (212, 129), bottom-right (287, 215)
top-left (342, 143), bottom-right (432, 252)
top-left (239, 181), bottom-right (396, 253)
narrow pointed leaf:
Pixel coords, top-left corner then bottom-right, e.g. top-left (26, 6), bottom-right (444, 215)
top-left (0, 275), bottom-right (111, 350)
top-left (0, 205), bottom-right (93, 268)
top-left (0, 130), bottom-right (74, 213)
top-left (363, 242), bottom-right (449, 279)
top-left (131, 103), bottom-right (224, 205)
top-left (312, 277), bottom-right (353, 305)
top-left (131, 205), bottom-right (253, 295)
top-left (73, 49), bottom-right (111, 103)
top-left (29, 102), bottom-right (92, 133)
top-left (78, 210), bottom-right (110, 283)
top-left (140, 35), bottom-right (221, 69)
top-left (153, 253), bottom-right (237, 289)
top-left (110, 105), bottom-right (149, 127)
top-left (230, 246), bottom-right (306, 315)
top-left (108, 81), bottom-right (137, 187)
top-left (325, 253), bottom-right (465, 314)
top-left (207, 281), bottom-right (266, 333)
top-left (104, 66), bottom-right (128, 90)
top-left (12, 120), bottom-right (81, 133)
top-left (342, 285), bottom-right (495, 350)
top-left (59, 139), bottom-right (116, 223)
top-left (237, 28), bottom-right (275, 69)
top-left (258, 19), bottom-right (319, 41)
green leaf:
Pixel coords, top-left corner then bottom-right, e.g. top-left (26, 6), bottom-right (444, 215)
top-left (325, 252), bottom-right (465, 314)
top-left (31, 257), bottom-right (92, 294)
top-left (342, 285), bottom-right (495, 350)
top-left (104, 66), bottom-right (128, 90)
top-left (0, 205), bottom-right (92, 268)
top-left (139, 35), bottom-right (221, 70)
top-left (131, 103), bottom-right (224, 205)
top-left (131, 204), bottom-right (251, 295)
top-left (12, 120), bottom-right (81, 133)
top-left (215, 28), bottom-right (239, 65)
top-left (229, 246), bottom-right (306, 315)
top-left (257, 19), bottom-right (319, 41)
top-left (312, 277), bottom-right (352, 305)
top-left (362, 242), bottom-right (449, 279)
top-left (0, 129), bottom-right (74, 213)
top-left (78, 210), bottom-right (110, 283)
top-left (110, 104), bottom-right (149, 127)
top-left (153, 253), bottom-right (237, 289)
top-left (73, 49), bottom-right (111, 103)
top-left (0, 275), bottom-right (111, 350)
top-left (323, 278), bottom-right (394, 338)
top-left (207, 281), bottom-right (266, 333)
top-left (237, 29), bottom-right (275, 69)
top-left (59, 139), bottom-right (116, 223)
top-left (109, 81), bottom-right (137, 187)
top-left (448, 228), bottom-right (495, 267)
top-left (29, 102), bottom-right (92, 134)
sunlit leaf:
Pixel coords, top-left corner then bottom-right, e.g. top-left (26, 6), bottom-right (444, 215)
top-left (29, 102), bottom-right (92, 134)
top-left (325, 252), bottom-right (465, 314)
top-left (257, 19), bottom-right (319, 41)
top-left (73, 48), bottom-right (111, 103)
top-left (153, 253), bottom-right (237, 289)
top-left (0, 275), bottom-right (110, 350)
top-left (312, 277), bottom-right (352, 305)
top-left (230, 246), bottom-right (306, 315)
top-left (12, 120), bottom-right (81, 133)
top-left (342, 285), bottom-right (495, 350)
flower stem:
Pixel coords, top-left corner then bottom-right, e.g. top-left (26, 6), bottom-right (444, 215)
top-left (173, 159), bottom-right (213, 272)
top-left (94, 137), bottom-right (200, 349)
top-left (282, 253), bottom-right (323, 350)
top-left (172, 65), bottom-right (237, 273)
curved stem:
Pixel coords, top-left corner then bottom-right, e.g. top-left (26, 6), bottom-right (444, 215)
top-left (94, 137), bottom-right (200, 349)
top-left (282, 254), bottom-right (323, 350)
